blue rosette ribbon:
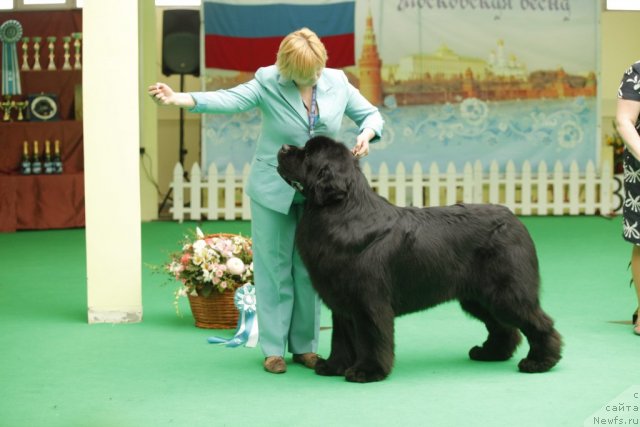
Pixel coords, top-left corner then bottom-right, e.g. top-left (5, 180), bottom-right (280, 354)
top-left (0, 20), bottom-right (23, 95)
top-left (207, 283), bottom-right (259, 348)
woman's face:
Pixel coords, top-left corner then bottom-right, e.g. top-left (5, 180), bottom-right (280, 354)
top-left (293, 68), bottom-right (323, 87)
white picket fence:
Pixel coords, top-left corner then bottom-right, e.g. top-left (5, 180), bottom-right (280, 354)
top-left (169, 159), bottom-right (623, 220)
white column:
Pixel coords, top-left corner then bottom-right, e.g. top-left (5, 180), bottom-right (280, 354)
top-left (83, 0), bottom-right (142, 323)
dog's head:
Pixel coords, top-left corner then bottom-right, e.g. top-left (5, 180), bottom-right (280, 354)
top-left (277, 136), bottom-right (357, 206)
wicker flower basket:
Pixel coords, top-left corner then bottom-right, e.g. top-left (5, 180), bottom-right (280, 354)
top-left (188, 291), bottom-right (239, 329)
top-left (165, 230), bottom-right (252, 329)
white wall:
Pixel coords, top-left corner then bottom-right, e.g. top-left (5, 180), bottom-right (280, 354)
top-left (140, 0), bottom-right (159, 221)
top-left (600, 9), bottom-right (640, 128)
top-left (152, 7), bottom-right (201, 212)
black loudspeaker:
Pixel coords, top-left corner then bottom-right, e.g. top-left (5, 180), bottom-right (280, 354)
top-left (162, 9), bottom-right (200, 77)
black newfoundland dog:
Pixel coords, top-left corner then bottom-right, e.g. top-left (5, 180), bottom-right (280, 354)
top-left (277, 136), bottom-right (562, 383)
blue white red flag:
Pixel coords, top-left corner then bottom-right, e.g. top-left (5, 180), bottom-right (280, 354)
top-left (202, 0), bottom-right (355, 72)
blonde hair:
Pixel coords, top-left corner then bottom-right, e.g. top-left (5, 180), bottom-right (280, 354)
top-left (276, 28), bottom-right (328, 82)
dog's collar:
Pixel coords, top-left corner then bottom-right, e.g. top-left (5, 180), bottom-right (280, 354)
top-left (291, 180), bottom-right (304, 192)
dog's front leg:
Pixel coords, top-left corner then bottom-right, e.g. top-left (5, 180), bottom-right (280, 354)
top-left (315, 312), bottom-right (356, 376)
top-left (345, 304), bottom-right (395, 383)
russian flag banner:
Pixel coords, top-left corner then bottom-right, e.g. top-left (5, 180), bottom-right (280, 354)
top-left (203, 0), bottom-right (355, 72)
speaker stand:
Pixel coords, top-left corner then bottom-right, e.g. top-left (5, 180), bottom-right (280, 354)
top-left (158, 73), bottom-right (189, 217)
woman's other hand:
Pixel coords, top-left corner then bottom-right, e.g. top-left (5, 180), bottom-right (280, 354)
top-left (147, 82), bottom-right (194, 108)
top-left (352, 128), bottom-right (375, 158)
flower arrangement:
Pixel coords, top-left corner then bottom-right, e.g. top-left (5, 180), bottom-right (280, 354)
top-left (166, 228), bottom-right (254, 303)
top-left (605, 120), bottom-right (625, 174)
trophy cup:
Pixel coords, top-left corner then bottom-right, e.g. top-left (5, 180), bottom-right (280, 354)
top-left (15, 99), bottom-right (28, 121)
top-left (62, 36), bottom-right (71, 70)
top-left (71, 32), bottom-right (81, 70)
top-left (21, 36), bottom-right (29, 71)
top-left (2, 96), bottom-right (15, 121)
top-left (32, 36), bottom-right (41, 71)
top-left (46, 36), bottom-right (56, 70)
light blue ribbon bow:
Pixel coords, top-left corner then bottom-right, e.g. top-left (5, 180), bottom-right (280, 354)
top-left (0, 20), bottom-right (23, 95)
top-left (208, 283), bottom-right (258, 348)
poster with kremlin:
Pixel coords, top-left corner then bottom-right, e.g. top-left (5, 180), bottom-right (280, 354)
top-left (199, 0), bottom-right (598, 174)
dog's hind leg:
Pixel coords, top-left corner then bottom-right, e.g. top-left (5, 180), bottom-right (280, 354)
top-left (511, 307), bottom-right (562, 373)
top-left (315, 312), bottom-right (356, 377)
top-left (484, 300), bottom-right (562, 373)
top-left (460, 299), bottom-right (522, 362)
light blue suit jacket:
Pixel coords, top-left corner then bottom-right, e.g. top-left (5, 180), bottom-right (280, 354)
top-left (189, 65), bottom-right (384, 214)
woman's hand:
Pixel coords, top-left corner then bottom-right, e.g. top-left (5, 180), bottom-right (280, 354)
top-left (147, 82), bottom-right (195, 108)
top-left (352, 128), bottom-right (375, 158)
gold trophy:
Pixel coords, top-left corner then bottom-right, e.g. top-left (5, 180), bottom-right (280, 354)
top-left (21, 36), bottom-right (29, 71)
top-left (32, 36), bottom-right (41, 71)
top-left (15, 99), bottom-right (28, 121)
top-left (46, 36), bottom-right (56, 71)
top-left (71, 32), bottom-right (81, 70)
top-left (62, 36), bottom-right (71, 70)
top-left (1, 96), bottom-right (15, 121)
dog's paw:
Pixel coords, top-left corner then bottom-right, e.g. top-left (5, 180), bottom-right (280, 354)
top-left (469, 345), bottom-right (513, 362)
top-left (314, 357), bottom-right (345, 376)
top-left (517, 358), bottom-right (557, 373)
top-left (344, 366), bottom-right (388, 383)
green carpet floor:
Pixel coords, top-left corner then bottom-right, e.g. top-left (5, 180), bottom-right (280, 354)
top-left (0, 217), bottom-right (638, 427)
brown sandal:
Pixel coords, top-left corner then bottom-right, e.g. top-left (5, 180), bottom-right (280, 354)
top-left (263, 356), bottom-right (286, 374)
top-left (292, 353), bottom-right (319, 369)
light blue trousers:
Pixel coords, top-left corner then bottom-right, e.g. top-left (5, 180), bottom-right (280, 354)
top-left (250, 200), bottom-right (321, 357)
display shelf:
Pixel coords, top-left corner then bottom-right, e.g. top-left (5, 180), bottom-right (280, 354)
top-left (0, 9), bottom-right (83, 232)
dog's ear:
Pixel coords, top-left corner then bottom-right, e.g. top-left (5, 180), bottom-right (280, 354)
top-left (313, 164), bottom-right (347, 206)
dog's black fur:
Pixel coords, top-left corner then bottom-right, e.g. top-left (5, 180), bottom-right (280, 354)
top-left (277, 136), bottom-right (562, 383)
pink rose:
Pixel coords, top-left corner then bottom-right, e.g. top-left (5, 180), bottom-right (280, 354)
top-left (180, 253), bottom-right (191, 265)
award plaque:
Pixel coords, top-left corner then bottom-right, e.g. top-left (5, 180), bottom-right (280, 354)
top-left (27, 93), bottom-right (58, 121)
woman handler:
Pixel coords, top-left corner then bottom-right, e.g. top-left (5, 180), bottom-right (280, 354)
top-left (149, 28), bottom-right (384, 371)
